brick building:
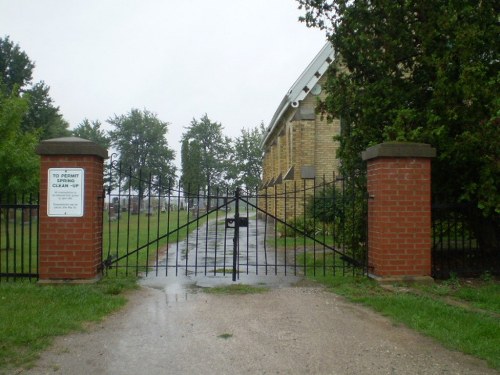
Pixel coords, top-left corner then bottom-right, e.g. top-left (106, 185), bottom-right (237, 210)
top-left (260, 43), bottom-right (341, 219)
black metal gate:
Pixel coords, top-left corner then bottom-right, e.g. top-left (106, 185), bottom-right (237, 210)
top-left (103, 163), bottom-right (367, 280)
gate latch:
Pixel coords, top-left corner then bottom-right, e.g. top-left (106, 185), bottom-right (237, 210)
top-left (225, 217), bottom-right (248, 228)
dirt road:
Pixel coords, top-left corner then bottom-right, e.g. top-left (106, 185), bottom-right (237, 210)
top-left (22, 276), bottom-right (496, 375)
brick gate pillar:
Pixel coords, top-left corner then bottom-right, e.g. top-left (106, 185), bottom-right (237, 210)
top-left (36, 137), bottom-right (108, 283)
top-left (362, 142), bottom-right (436, 282)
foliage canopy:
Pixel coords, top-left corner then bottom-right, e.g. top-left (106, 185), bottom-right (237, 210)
top-left (297, 0), bottom-right (499, 218)
top-left (180, 115), bottom-right (264, 201)
top-left (0, 36), bottom-right (33, 92)
top-left (0, 86), bottom-right (39, 196)
top-left (180, 114), bottom-right (232, 196)
top-left (0, 36), bottom-right (70, 140)
top-left (227, 124), bottom-right (265, 191)
top-left (108, 108), bottom-right (176, 196)
top-left (0, 36), bottom-right (70, 195)
top-left (72, 118), bottom-right (111, 149)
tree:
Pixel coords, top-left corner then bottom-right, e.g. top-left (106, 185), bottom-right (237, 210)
top-left (73, 118), bottom-right (111, 149)
top-left (0, 85), bottom-right (39, 252)
top-left (108, 108), bottom-right (176, 196)
top-left (21, 81), bottom-right (70, 139)
top-left (227, 123), bottom-right (265, 190)
top-left (0, 36), bottom-right (69, 140)
top-left (0, 36), bottom-right (34, 92)
top-left (0, 85), bottom-right (39, 196)
top-left (180, 114), bottom-right (232, 206)
top-left (298, 0), bottom-right (499, 244)
top-left (180, 138), bottom-right (203, 205)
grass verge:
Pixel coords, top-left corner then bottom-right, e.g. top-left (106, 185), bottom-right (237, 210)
top-left (413, 275), bottom-right (500, 315)
top-left (307, 272), bottom-right (500, 370)
top-left (202, 284), bottom-right (269, 295)
top-left (0, 277), bottom-right (137, 373)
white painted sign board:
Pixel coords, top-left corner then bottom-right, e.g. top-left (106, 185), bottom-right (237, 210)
top-left (47, 168), bottom-right (84, 217)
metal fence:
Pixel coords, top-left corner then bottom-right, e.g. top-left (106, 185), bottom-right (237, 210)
top-left (103, 162), bottom-right (368, 279)
top-left (6, 192), bottom-right (499, 281)
top-left (432, 203), bottom-right (500, 278)
top-left (0, 194), bottom-right (39, 281)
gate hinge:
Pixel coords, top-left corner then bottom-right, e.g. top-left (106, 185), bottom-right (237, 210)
top-left (103, 255), bottom-right (116, 269)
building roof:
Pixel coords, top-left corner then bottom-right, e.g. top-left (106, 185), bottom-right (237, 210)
top-left (262, 42), bottom-right (334, 147)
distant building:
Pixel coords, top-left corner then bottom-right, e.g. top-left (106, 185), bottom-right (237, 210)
top-left (260, 43), bottom-right (340, 219)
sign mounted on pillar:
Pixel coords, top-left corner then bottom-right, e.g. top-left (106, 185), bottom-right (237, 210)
top-left (47, 168), bottom-right (85, 217)
top-left (36, 137), bottom-right (107, 282)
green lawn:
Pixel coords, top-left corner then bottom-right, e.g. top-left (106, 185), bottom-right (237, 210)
top-left (0, 277), bottom-right (136, 373)
top-left (203, 284), bottom-right (269, 295)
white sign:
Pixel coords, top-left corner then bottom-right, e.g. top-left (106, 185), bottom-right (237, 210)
top-left (48, 168), bottom-right (85, 217)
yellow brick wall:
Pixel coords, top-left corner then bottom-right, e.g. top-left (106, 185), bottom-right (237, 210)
top-left (260, 76), bottom-right (341, 221)
top-left (278, 133), bottom-right (286, 179)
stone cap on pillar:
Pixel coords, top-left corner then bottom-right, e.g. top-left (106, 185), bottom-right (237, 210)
top-left (36, 137), bottom-right (108, 159)
top-left (362, 142), bottom-right (436, 161)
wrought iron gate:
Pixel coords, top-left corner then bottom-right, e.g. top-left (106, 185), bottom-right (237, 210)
top-left (103, 163), bottom-right (367, 280)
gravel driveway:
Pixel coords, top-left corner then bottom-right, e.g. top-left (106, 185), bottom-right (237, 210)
top-left (22, 276), bottom-right (496, 375)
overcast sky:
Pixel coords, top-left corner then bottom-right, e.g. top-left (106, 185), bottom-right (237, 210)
top-left (1, 0), bottom-right (327, 163)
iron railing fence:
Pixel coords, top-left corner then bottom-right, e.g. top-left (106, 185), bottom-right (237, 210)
top-left (432, 203), bottom-right (500, 278)
top-left (0, 194), bottom-right (39, 281)
top-left (7, 172), bottom-right (499, 281)
top-left (103, 161), bottom-right (368, 279)
top-left (256, 175), bottom-right (368, 276)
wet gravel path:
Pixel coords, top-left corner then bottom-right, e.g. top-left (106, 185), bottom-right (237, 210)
top-left (21, 277), bottom-right (497, 375)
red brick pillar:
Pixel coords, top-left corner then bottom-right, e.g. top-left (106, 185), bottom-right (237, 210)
top-left (36, 137), bottom-right (107, 283)
top-left (362, 143), bottom-right (436, 282)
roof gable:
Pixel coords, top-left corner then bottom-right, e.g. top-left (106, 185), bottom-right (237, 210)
top-left (262, 42), bottom-right (334, 147)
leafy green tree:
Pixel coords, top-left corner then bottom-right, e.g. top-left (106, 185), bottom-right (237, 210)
top-left (21, 81), bottom-right (70, 139)
top-left (108, 108), bottom-right (176, 196)
top-left (1, 36), bottom-right (69, 140)
top-left (180, 114), bottom-right (232, 203)
top-left (180, 138), bottom-right (203, 205)
top-left (0, 36), bottom-right (34, 92)
top-left (0, 84), bottom-right (39, 252)
top-left (73, 118), bottom-right (110, 149)
top-left (228, 123), bottom-right (265, 191)
top-left (298, 0), bottom-right (499, 246)
top-left (0, 85), bottom-right (39, 196)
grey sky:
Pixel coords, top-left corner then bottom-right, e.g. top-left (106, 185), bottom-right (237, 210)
top-left (0, 0), bottom-right (327, 163)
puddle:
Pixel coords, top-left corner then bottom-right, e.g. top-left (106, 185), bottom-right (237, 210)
top-left (139, 213), bottom-right (305, 301)
top-left (140, 272), bottom-right (304, 305)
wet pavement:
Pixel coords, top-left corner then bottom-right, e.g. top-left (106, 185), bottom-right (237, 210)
top-left (145, 211), bottom-right (303, 282)
top-left (141, 210), bottom-right (304, 295)
top-left (23, 275), bottom-right (497, 375)
top-left (21, 213), bottom-right (498, 375)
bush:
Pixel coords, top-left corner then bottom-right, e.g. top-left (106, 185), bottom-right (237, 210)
top-left (307, 183), bottom-right (367, 261)
top-left (277, 217), bottom-right (319, 238)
